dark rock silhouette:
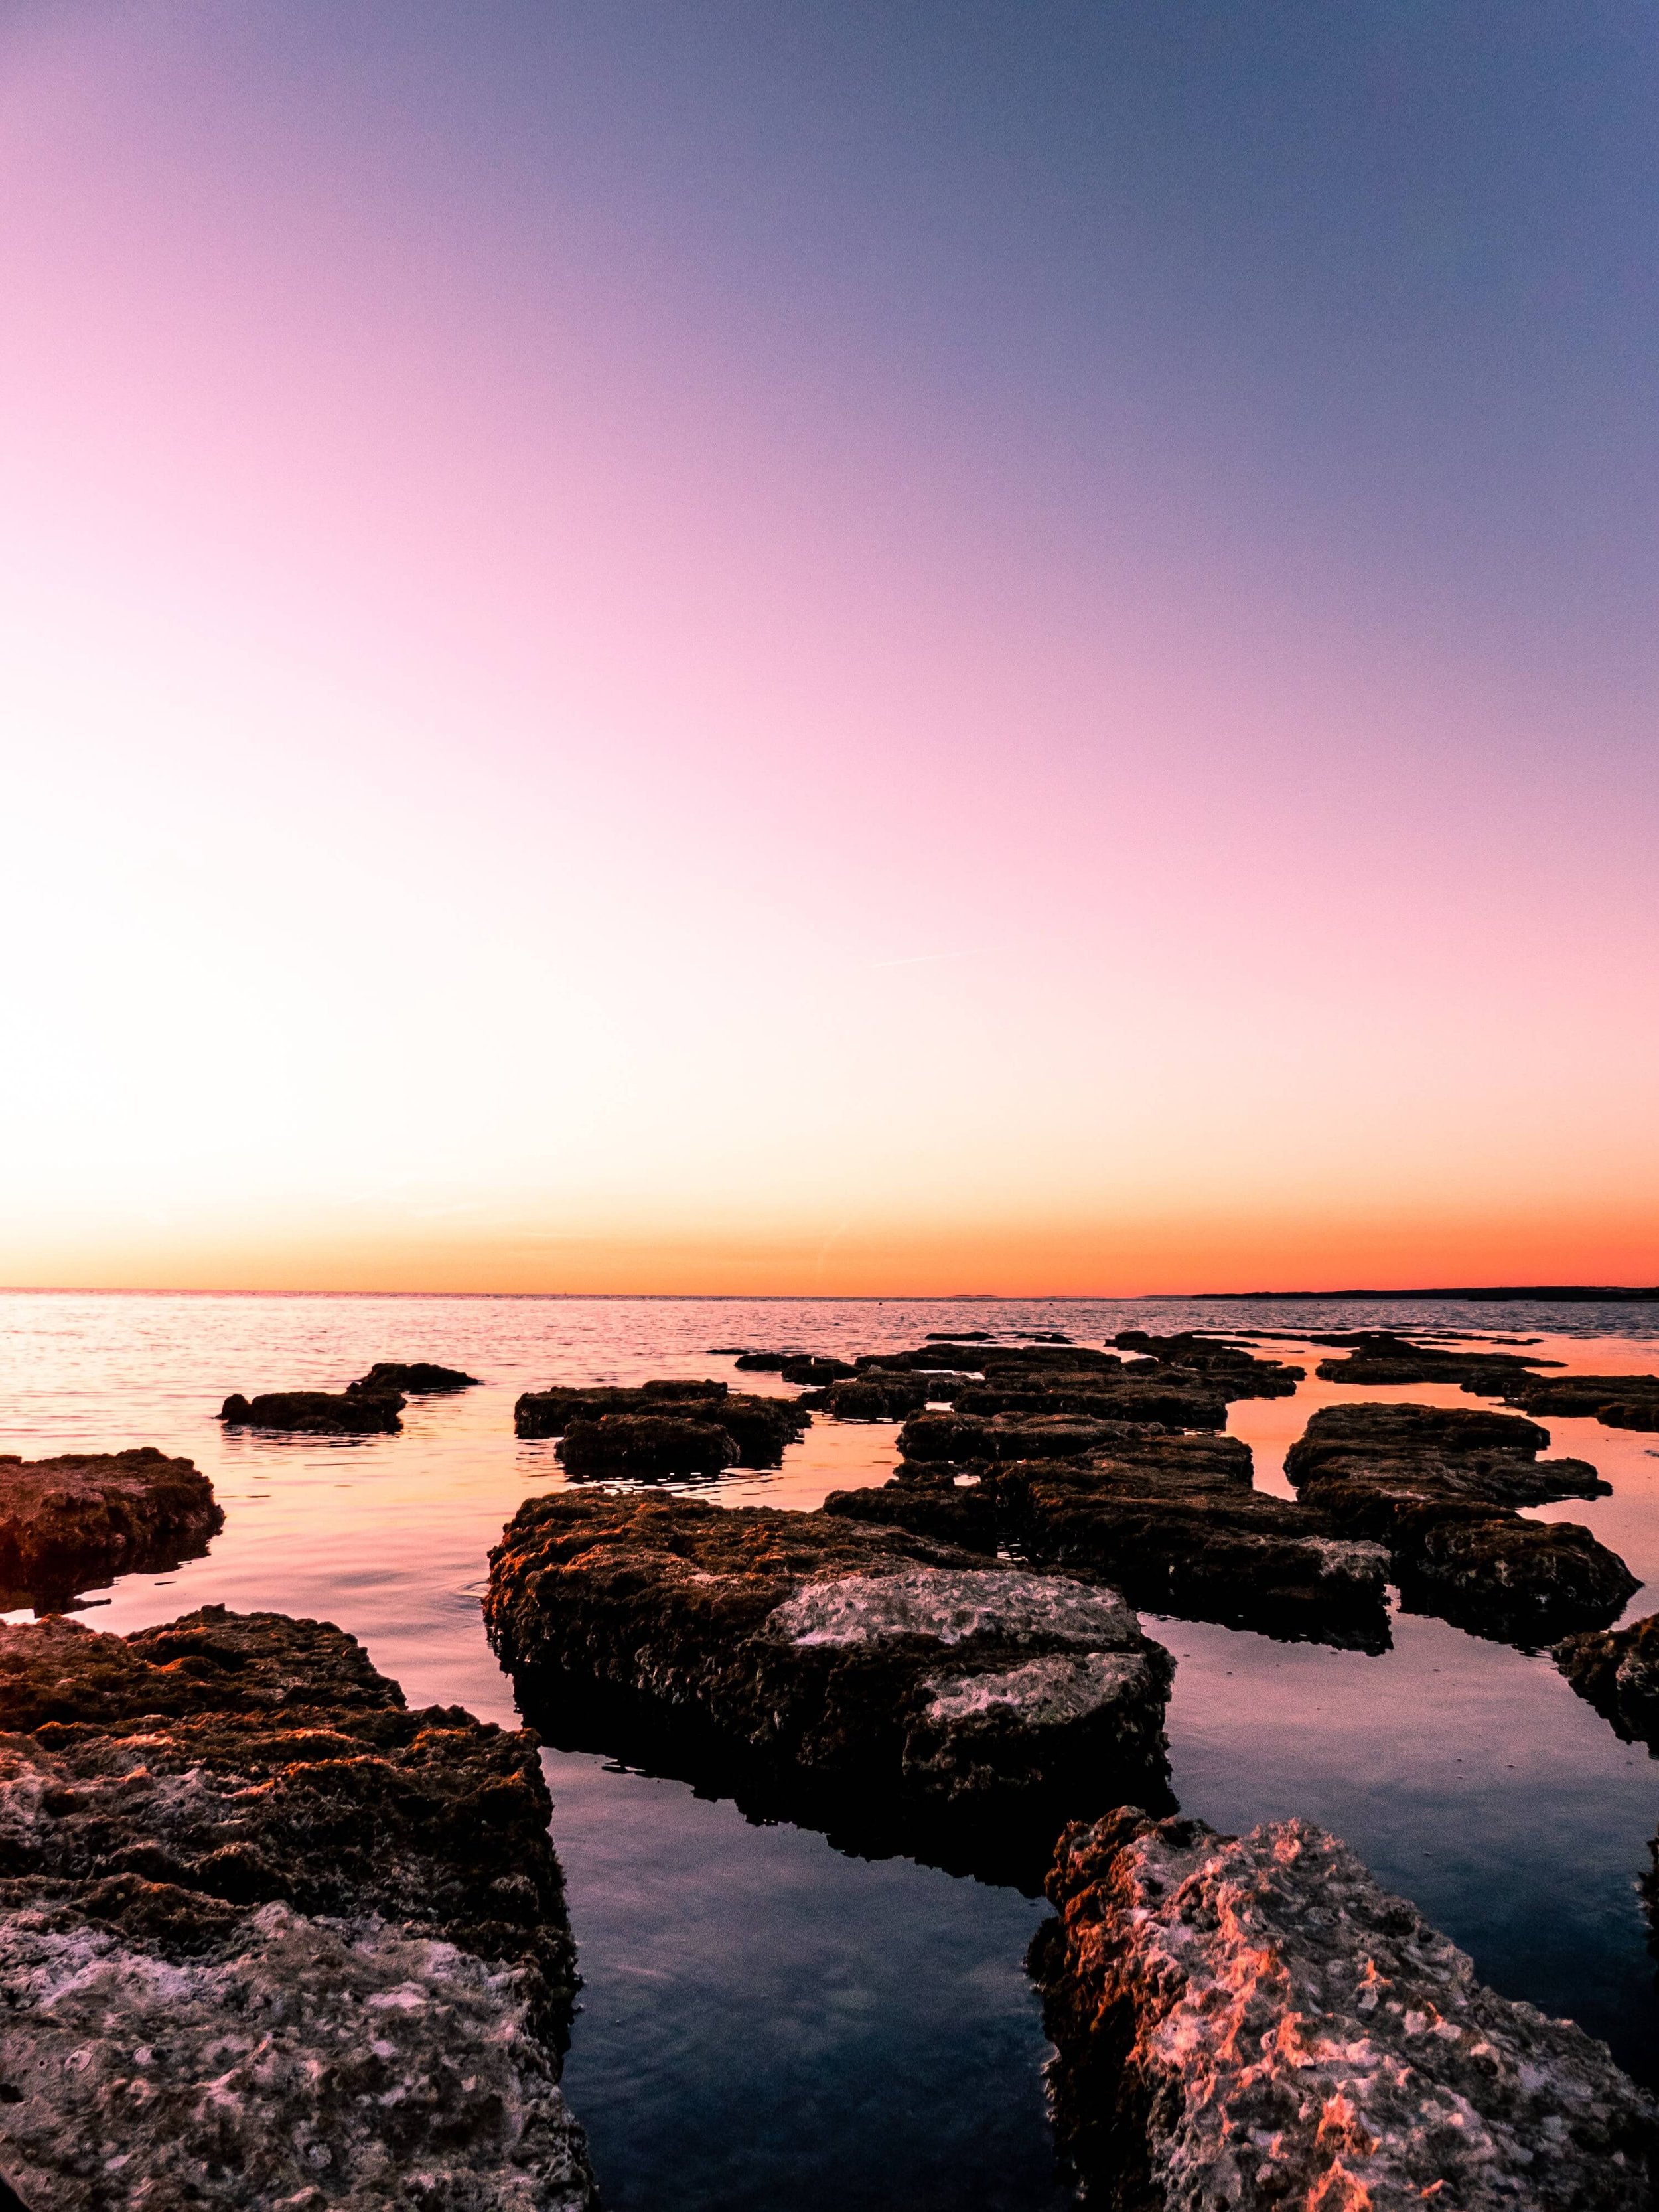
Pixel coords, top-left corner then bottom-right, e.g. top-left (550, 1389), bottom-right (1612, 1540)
top-left (1032, 1806), bottom-right (1656, 2211)
top-left (220, 1388), bottom-right (404, 1434)
top-left (778, 1354), bottom-right (857, 1385)
top-left (1495, 1372), bottom-right (1659, 1433)
top-left (1112, 1330), bottom-right (1305, 1397)
top-left (485, 1492), bottom-right (1174, 1881)
top-left (346, 1359), bottom-right (479, 1395)
top-left (1313, 1328), bottom-right (1563, 1391)
top-left (514, 1381), bottom-right (808, 1467)
top-left (0, 1605), bottom-right (593, 2208)
top-left (0, 1448), bottom-right (222, 1611)
top-left (1285, 1402), bottom-right (1636, 1643)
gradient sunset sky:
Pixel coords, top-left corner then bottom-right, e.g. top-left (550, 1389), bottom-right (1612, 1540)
top-left (1, 1), bottom-right (1654, 1295)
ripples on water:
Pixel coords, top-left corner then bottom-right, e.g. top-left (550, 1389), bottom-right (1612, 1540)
top-left (3, 1291), bottom-right (1658, 2206)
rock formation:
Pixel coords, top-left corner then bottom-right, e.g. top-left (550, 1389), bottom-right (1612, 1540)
top-left (1495, 1372), bottom-right (1659, 1434)
top-left (1032, 1806), bottom-right (1656, 2211)
top-left (1556, 1613), bottom-right (1659, 1747)
top-left (828, 1433), bottom-right (1391, 1649)
top-left (1111, 1331), bottom-right (1305, 1398)
top-left (1311, 1328), bottom-right (1562, 1391)
top-left (0, 1449), bottom-right (222, 1611)
top-left (220, 1389), bottom-right (405, 1435)
top-left (0, 1604), bottom-right (593, 2210)
top-left (346, 1360), bottom-right (480, 1395)
top-left (485, 1493), bottom-right (1174, 1879)
top-left (513, 1380), bottom-right (809, 1468)
top-left (1285, 1403), bottom-right (1636, 1643)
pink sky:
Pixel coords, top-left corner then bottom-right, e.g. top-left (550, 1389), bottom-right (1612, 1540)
top-left (1, 3), bottom-right (1654, 1294)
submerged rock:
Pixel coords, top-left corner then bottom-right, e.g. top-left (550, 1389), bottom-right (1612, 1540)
top-left (1557, 1613), bottom-right (1659, 1748)
top-left (484, 1493), bottom-right (1175, 1878)
top-left (346, 1359), bottom-right (480, 1394)
top-left (1285, 1402), bottom-right (1636, 1643)
top-left (220, 1388), bottom-right (404, 1434)
top-left (1032, 1806), bottom-right (1656, 2211)
top-left (0, 1605), bottom-right (593, 2209)
top-left (514, 1381), bottom-right (808, 1467)
top-left (829, 1434), bottom-right (1390, 1649)
top-left (0, 1449), bottom-right (222, 1611)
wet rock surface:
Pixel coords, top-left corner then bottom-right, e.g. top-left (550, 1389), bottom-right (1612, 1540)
top-left (1557, 1613), bottom-right (1659, 1749)
top-left (1312, 1328), bottom-right (1563, 1391)
top-left (220, 1389), bottom-right (405, 1435)
top-left (1285, 1402), bottom-right (1636, 1643)
top-left (1111, 1331), bottom-right (1305, 1398)
top-left (484, 1493), bottom-right (1175, 1878)
top-left (346, 1359), bottom-right (479, 1395)
top-left (1497, 1372), bottom-right (1659, 1433)
top-left (0, 1450), bottom-right (223, 1611)
top-left (1032, 1806), bottom-right (1657, 2212)
top-left (808, 1343), bottom-right (1232, 1429)
top-left (829, 1434), bottom-right (1390, 1649)
top-left (0, 1605), bottom-right (592, 2210)
top-left (514, 1380), bottom-right (809, 1467)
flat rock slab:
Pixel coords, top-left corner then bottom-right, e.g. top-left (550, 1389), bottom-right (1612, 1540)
top-left (1313, 1329), bottom-right (1562, 1391)
top-left (828, 1436), bottom-right (1391, 1650)
top-left (0, 1605), bottom-right (593, 2211)
top-left (1499, 1373), bottom-right (1659, 1433)
top-left (1033, 1806), bottom-right (1657, 2211)
top-left (514, 1381), bottom-right (808, 1469)
top-left (0, 1449), bottom-right (222, 1610)
top-left (484, 1494), bottom-right (1174, 1878)
top-left (220, 1388), bottom-right (405, 1434)
top-left (1285, 1403), bottom-right (1636, 1644)
top-left (1112, 1331), bottom-right (1305, 1398)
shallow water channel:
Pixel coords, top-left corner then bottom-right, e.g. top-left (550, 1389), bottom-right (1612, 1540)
top-left (3, 1291), bottom-right (1657, 2207)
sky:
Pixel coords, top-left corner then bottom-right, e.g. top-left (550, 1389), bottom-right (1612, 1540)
top-left (0, 0), bottom-right (1654, 1296)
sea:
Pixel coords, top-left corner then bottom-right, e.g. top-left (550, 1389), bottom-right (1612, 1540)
top-left (3, 1290), bottom-right (1658, 2209)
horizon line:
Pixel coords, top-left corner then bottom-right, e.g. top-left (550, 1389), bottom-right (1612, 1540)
top-left (1, 1282), bottom-right (1656, 1303)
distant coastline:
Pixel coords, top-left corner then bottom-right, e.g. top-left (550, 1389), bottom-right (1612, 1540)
top-left (1189, 1286), bottom-right (1659, 1303)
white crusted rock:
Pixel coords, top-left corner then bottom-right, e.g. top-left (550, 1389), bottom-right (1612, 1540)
top-left (0, 1902), bottom-right (591, 2211)
top-left (1035, 1808), bottom-right (1657, 2210)
top-left (764, 1566), bottom-right (1139, 1651)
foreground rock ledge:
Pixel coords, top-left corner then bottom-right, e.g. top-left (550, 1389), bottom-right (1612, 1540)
top-left (0, 1449), bottom-right (222, 1610)
top-left (485, 1493), bottom-right (1174, 1877)
top-left (1032, 1807), bottom-right (1657, 2211)
top-left (0, 1605), bottom-right (593, 2211)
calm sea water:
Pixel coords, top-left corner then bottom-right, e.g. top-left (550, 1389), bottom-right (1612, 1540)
top-left (3, 1290), bottom-right (1658, 2207)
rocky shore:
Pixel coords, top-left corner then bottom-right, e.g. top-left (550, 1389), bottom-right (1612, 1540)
top-left (0, 1449), bottom-right (222, 1611)
top-left (1285, 1403), bottom-right (1637, 1643)
top-left (1032, 1806), bottom-right (1656, 2211)
top-left (484, 1493), bottom-right (1175, 1877)
top-left (514, 1379), bottom-right (810, 1470)
top-left (0, 1605), bottom-right (593, 2210)
top-left (828, 1430), bottom-right (1392, 1648)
